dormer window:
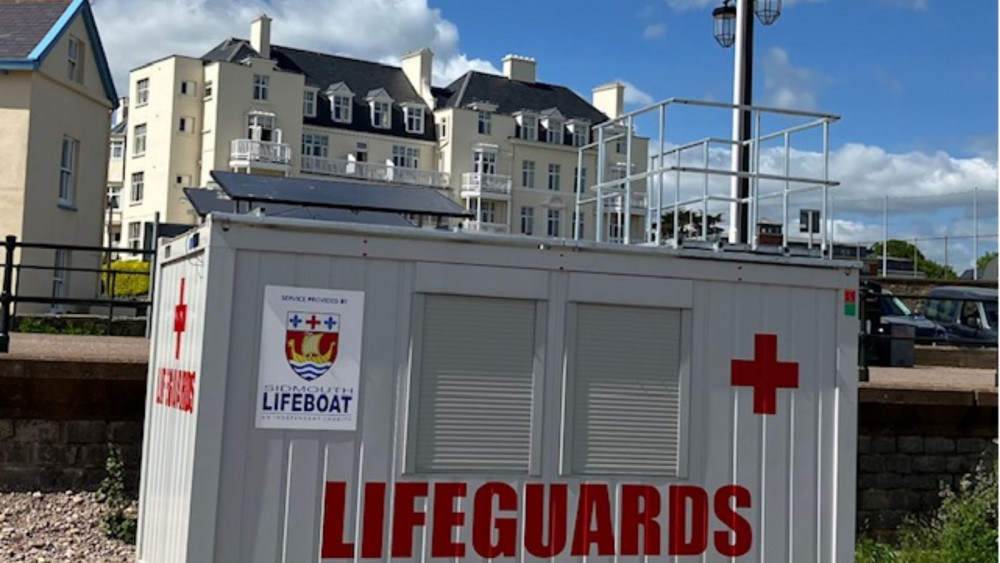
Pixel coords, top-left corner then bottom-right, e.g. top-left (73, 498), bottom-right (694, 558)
top-left (404, 106), bottom-right (425, 134)
top-left (365, 88), bottom-right (394, 130)
top-left (372, 101), bottom-right (390, 128)
top-left (332, 95), bottom-right (352, 122)
top-left (569, 120), bottom-right (590, 147)
top-left (516, 112), bottom-right (537, 141)
top-left (541, 109), bottom-right (566, 145)
top-left (545, 119), bottom-right (564, 144)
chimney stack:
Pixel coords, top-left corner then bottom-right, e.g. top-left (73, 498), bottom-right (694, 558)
top-left (250, 14), bottom-right (272, 59)
top-left (592, 82), bottom-right (625, 119)
top-left (401, 48), bottom-right (434, 108)
top-left (502, 54), bottom-right (536, 84)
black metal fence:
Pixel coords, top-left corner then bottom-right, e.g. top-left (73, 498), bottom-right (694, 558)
top-left (0, 235), bottom-right (157, 352)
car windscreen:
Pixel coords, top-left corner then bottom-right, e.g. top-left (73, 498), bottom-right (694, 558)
top-left (889, 296), bottom-right (912, 316)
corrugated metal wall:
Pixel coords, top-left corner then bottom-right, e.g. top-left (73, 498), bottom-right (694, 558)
top-left (138, 218), bottom-right (857, 563)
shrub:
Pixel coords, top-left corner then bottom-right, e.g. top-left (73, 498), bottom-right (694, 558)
top-left (98, 445), bottom-right (137, 544)
top-left (857, 458), bottom-right (998, 563)
top-left (103, 260), bottom-right (150, 297)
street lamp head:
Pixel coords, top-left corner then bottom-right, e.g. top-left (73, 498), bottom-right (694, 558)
top-left (755, 0), bottom-right (781, 25)
top-left (712, 0), bottom-right (737, 48)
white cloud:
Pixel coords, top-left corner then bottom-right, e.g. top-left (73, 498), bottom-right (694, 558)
top-left (91, 0), bottom-right (498, 92)
top-left (618, 80), bottom-right (655, 107)
top-left (880, 0), bottom-right (928, 10)
top-left (762, 47), bottom-right (831, 111)
top-left (643, 23), bottom-right (666, 39)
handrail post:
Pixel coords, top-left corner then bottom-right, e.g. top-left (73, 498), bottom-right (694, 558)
top-left (1, 235), bottom-right (16, 353)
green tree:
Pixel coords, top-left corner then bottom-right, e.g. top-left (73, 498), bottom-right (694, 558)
top-left (870, 240), bottom-right (958, 280)
top-left (977, 251), bottom-right (998, 272)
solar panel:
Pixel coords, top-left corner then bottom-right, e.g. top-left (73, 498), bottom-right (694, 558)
top-left (210, 171), bottom-right (472, 218)
top-left (183, 188), bottom-right (416, 228)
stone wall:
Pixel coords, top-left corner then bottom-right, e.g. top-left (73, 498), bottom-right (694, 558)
top-left (857, 387), bottom-right (998, 538)
top-left (0, 358), bottom-right (146, 492)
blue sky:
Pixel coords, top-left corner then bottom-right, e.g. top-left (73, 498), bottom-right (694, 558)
top-left (436, 0), bottom-right (996, 160)
top-left (93, 0), bottom-right (997, 268)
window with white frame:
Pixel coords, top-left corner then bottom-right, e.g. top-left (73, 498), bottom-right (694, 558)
top-left (135, 78), bottom-right (149, 106)
top-left (546, 120), bottom-right (564, 144)
top-left (301, 133), bottom-right (329, 158)
top-left (572, 211), bottom-right (584, 239)
top-left (67, 37), bottom-right (82, 83)
top-left (405, 106), bottom-right (425, 134)
top-left (59, 137), bottom-right (76, 206)
top-left (410, 294), bottom-right (537, 473)
top-left (355, 141), bottom-right (368, 162)
top-left (477, 111), bottom-right (491, 135)
top-left (130, 172), bottom-right (144, 203)
top-left (478, 201), bottom-right (496, 224)
top-left (520, 206), bottom-right (534, 235)
top-left (204, 80), bottom-right (214, 99)
top-left (303, 90), bottom-right (317, 117)
top-left (392, 146), bottom-right (419, 168)
top-left (521, 160), bottom-right (535, 188)
top-left (178, 116), bottom-right (195, 134)
top-left (371, 100), bottom-right (390, 128)
top-left (52, 249), bottom-right (68, 299)
top-left (548, 163), bottom-right (561, 191)
top-left (519, 114), bottom-right (537, 141)
top-left (611, 164), bottom-right (627, 182)
top-left (127, 222), bottom-right (141, 250)
top-left (547, 209), bottom-right (561, 237)
top-left (253, 74), bottom-right (269, 100)
top-left (110, 140), bottom-right (124, 159)
top-left (572, 124), bottom-right (588, 147)
top-left (133, 124), bottom-right (147, 156)
top-left (247, 113), bottom-right (276, 141)
top-left (568, 304), bottom-right (683, 475)
top-left (180, 80), bottom-right (197, 96)
top-left (608, 217), bottom-right (623, 242)
top-left (577, 167), bottom-right (587, 193)
top-left (472, 149), bottom-right (497, 175)
top-left (332, 94), bottom-right (352, 123)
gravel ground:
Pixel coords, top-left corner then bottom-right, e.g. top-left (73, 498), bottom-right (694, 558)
top-left (0, 492), bottom-right (135, 562)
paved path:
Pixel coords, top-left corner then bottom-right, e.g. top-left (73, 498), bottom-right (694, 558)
top-left (867, 366), bottom-right (997, 391)
top-left (1, 333), bottom-right (149, 364)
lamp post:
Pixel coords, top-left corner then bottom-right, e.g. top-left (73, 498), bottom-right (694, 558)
top-left (714, 0), bottom-right (781, 245)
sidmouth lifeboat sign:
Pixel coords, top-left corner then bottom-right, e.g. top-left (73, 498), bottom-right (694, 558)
top-left (320, 481), bottom-right (752, 558)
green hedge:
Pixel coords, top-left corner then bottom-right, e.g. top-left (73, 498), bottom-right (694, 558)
top-left (103, 260), bottom-right (150, 297)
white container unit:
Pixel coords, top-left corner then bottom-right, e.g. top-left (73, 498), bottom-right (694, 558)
top-left (137, 214), bottom-right (859, 563)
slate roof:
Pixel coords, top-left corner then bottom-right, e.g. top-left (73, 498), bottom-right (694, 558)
top-left (201, 39), bottom-right (434, 141)
top-left (110, 119), bottom-right (127, 136)
top-left (0, 1), bottom-right (71, 59)
top-left (435, 71), bottom-right (608, 124)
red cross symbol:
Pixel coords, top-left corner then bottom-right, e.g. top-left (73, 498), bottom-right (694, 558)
top-left (731, 333), bottom-right (799, 415)
top-left (305, 315), bottom-right (321, 330)
top-left (173, 278), bottom-right (187, 360)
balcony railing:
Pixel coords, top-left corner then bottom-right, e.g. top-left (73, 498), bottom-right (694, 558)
top-left (461, 220), bottom-right (510, 234)
top-left (300, 156), bottom-right (450, 188)
top-left (460, 172), bottom-right (512, 198)
top-left (230, 139), bottom-right (292, 166)
top-left (607, 192), bottom-right (648, 212)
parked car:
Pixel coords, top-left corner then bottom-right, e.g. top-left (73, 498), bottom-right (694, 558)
top-left (862, 281), bottom-right (948, 344)
top-left (923, 286), bottom-right (998, 345)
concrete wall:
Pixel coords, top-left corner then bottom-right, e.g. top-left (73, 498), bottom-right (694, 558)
top-left (856, 386), bottom-right (997, 539)
top-left (0, 359), bottom-right (146, 491)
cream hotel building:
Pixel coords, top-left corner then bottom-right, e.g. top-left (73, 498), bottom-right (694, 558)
top-left (118, 15), bottom-right (648, 249)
